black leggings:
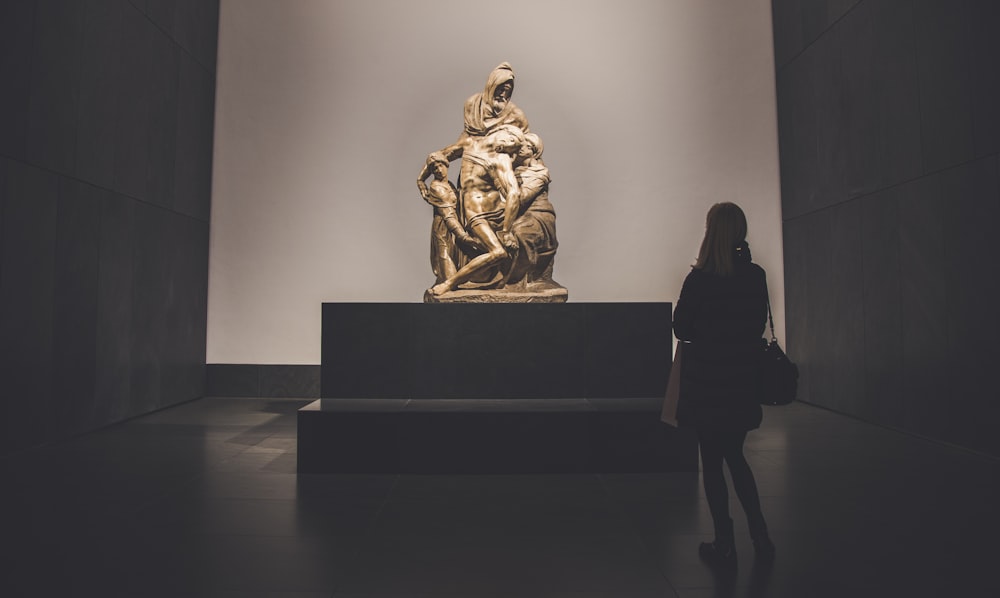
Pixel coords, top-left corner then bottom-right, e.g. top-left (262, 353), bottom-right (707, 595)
top-left (698, 427), bottom-right (768, 541)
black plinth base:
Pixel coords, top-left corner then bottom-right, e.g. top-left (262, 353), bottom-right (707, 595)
top-left (297, 398), bottom-right (698, 474)
top-left (321, 303), bottom-right (673, 399)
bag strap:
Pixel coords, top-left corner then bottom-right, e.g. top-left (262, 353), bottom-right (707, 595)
top-left (763, 276), bottom-right (776, 343)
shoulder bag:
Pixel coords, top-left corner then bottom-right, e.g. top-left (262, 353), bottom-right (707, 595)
top-left (760, 279), bottom-right (799, 406)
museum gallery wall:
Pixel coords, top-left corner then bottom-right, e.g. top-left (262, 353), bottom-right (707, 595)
top-left (2, 1), bottom-right (995, 459)
top-left (0, 1), bottom-right (220, 454)
top-left (774, 0), bottom-right (1000, 457)
top-left (207, 0), bottom-right (786, 368)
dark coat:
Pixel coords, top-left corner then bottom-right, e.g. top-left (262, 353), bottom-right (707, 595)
top-left (672, 258), bottom-right (768, 431)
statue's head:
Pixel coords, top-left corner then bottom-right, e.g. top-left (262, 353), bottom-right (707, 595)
top-left (491, 124), bottom-right (525, 155)
top-left (430, 158), bottom-right (449, 180)
top-left (524, 133), bottom-right (543, 159)
top-left (485, 62), bottom-right (515, 114)
top-left (494, 81), bottom-right (513, 105)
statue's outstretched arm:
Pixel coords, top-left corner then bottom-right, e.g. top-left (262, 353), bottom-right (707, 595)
top-left (428, 132), bottom-right (469, 166)
top-left (416, 163), bottom-right (433, 200)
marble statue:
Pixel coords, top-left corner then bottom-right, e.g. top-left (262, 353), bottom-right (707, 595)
top-left (418, 62), bottom-right (566, 303)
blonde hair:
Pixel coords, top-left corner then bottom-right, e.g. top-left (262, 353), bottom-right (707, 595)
top-left (695, 202), bottom-right (748, 276)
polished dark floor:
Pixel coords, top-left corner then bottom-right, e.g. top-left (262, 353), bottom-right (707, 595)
top-left (2, 397), bottom-right (998, 597)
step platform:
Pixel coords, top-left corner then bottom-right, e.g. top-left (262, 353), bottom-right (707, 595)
top-left (299, 303), bottom-right (696, 473)
top-left (297, 397), bottom-right (697, 474)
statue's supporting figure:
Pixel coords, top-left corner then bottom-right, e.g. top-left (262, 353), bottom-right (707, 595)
top-left (417, 62), bottom-right (565, 303)
top-left (428, 125), bottom-right (523, 297)
top-left (417, 158), bottom-right (482, 283)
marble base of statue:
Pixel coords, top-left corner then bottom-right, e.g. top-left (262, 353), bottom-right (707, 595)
top-left (424, 280), bottom-right (568, 303)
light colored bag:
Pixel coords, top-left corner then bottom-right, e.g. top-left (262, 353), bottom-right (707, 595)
top-left (661, 341), bottom-right (683, 427)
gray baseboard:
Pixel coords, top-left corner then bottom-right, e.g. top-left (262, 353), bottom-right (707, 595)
top-left (206, 364), bottom-right (320, 398)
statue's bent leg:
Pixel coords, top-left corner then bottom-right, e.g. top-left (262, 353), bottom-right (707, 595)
top-left (429, 220), bottom-right (506, 295)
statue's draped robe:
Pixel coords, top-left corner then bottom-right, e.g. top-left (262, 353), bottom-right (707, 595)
top-left (508, 163), bottom-right (557, 285)
top-left (424, 179), bottom-right (461, 282)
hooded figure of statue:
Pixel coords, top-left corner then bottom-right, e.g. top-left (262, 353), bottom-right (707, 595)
top-left (463, 62), bottom-right (529, 137)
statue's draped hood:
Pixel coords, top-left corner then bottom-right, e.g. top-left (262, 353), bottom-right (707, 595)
top-left (464, 62), bottom-right (529, 137)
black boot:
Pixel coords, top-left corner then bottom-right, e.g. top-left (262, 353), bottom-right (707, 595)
top-left (699, 540), bottom-right (737, 566)
top-left (699, 518), bottom-right (736, 567)
top-left (748, 516), bottom-right (775, 561)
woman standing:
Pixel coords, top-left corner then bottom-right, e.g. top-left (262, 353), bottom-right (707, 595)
top-left (673, 202), bottom-right (775, 566)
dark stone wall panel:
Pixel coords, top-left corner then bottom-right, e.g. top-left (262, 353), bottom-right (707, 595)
top-left (784, 203), bottom-right (865, 416)
top-left (771, 0), bottom-right (804, 68)
top-left (0, 159), bottom-right (6, 287)
top-left (76, 0), bottom-right (123, 190)
top-left (173, 50), bottom-right (215, 221)
top-left (828, 200), bottom-right (866, 417)
top-left (776, 0), bottom-right (924, 218)
top-left (896, 175), bottom-right (949, 439)
top-left (52, 179), bottom-right (101, 437)
top-left (774, 58), bottom-right (812, 219)
top-left (130, 202), bottom-right (171, 415)
top-left (775, 0), bottom-right (1000, 456)
top-left (940, 158), bottom-right (1000, 452)
top-left (776, 44), bottom-right (836, 220)
top-left (913, 0), bottom-right (975, 173)
top-left (167, 213), bottom-right (209, 405)
top-left (114, 4), bottom-right (154, 201)
top-left (128, 206), bottom-right (208, 415)
top-left (799, 211), bottom-right (835, 407)
top-left (983, 156), bottom-right (1000, 457)
top-left (871, 0), bottom-right (922, 187)
top-left (27, 0), bottom-right (83, 175)
top-left (840, 2), bottom-right (881, 198)
top-left (860, 187), bottom-right (903, 426)
top-left (781, 217), bottom-right (811, 400)
top-left (95, 190), bottom-right (134, 425)
top-left (810, 30), bottom-right (849, 212)
top-left (146, 26), bottom-right (179, 210)
top-left (173, 0), bottom-right (219, 73)
top-left (968, 0), bottom-right (1000, 159)
top-left (775, 27), bottom-right (851, 218)
top-left (802, 0), bottom-right (861, 45)
top-left (0, 0), bottom-right (218, 457)
top-left (0, 163), bottom-right (58, 452)
top-left (144, 0), bottom-right (176, 38)
top-left (0, 0), bottom-right (35, 160)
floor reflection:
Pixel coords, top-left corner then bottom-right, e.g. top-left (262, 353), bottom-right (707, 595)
top-left (0, 398), bottom-right (997, 597)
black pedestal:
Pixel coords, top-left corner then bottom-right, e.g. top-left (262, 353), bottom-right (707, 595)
top-left (320, 302), bottom-right (673, 399)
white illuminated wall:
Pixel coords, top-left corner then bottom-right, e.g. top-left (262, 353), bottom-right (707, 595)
top-left (208, 0), bottom-right (785, 364)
